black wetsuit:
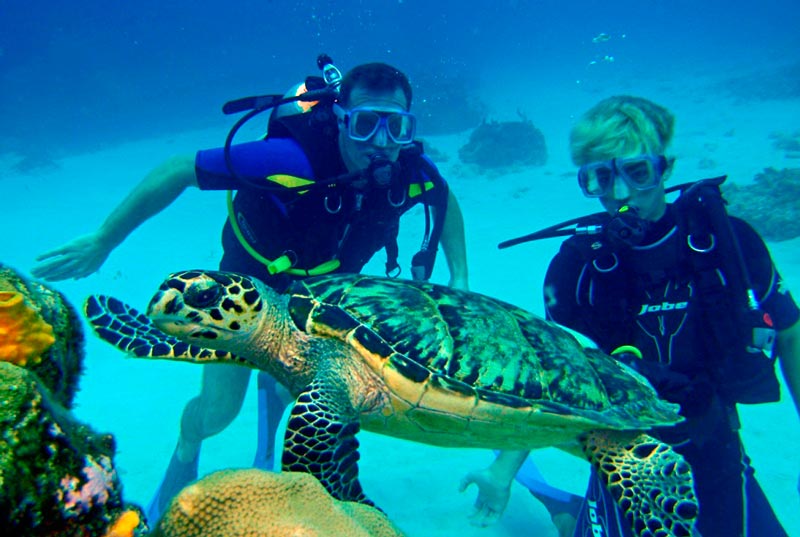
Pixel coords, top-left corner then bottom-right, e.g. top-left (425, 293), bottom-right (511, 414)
top-left (194, 136), bottom-right (449, 291)
top-left (544, 204), bottom-right (798, 537)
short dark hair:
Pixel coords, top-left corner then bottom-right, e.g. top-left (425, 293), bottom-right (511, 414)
top-left (338, 62), bottom-right (413, 110)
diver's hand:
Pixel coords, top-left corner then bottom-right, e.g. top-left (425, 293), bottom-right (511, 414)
top-left (459, 468), bottom-right (511, 527)
top-left (32, 233), bottom-right (112, 281)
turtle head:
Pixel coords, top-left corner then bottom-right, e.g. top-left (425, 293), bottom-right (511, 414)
top-left (147, 270), bottom-right (270, 350)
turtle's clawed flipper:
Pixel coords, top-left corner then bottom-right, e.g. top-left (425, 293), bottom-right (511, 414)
top-left (84, 295), bottom-right (245, 365)
top-left (581, 430), bottom-right (699, 537)
top-left (282, 376), bottom-right (372, 506)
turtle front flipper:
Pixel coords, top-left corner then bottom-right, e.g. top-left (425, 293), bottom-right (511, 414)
top-left (84, 295), bottom-right (248, 366)
top-left (282, 375), bottom-right (372, 506)
top-left (581, 430), bottom-right (699, 537)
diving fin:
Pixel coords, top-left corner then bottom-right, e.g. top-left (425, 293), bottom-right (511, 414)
top-left (253, 372), bottom-right (293, 471)
top-left (146, 444), bottom-right (199, 524)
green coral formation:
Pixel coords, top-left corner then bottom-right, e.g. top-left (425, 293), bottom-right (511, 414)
top-left (0, 265), bottom-right (146, 536)
top-left (724, 167), bottom-right (800, 241)
top-left (0, 264), bottom-right (84, 408)
top-left (0, 362), bottom-right (146, 535)
top-left (458, 116), bottom-right (547, 170)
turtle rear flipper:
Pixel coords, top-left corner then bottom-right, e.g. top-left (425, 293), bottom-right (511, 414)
top-left (581, 430), bottom-right (699, 537)
top-left (282, 374), bottom-right (372, 506)
top-left (85, 295), bottom-right (248, 366)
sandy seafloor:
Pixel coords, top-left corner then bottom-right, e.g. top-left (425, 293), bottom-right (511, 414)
top-left (3, 71), bottom-right (800, 535)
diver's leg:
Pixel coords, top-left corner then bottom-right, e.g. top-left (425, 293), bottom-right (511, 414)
top-left (495, 451), bottom-right (583, 537)
top-left (252, 371), bottom-right (293, 470)
top-left (147, 363), bottom-right (251, 523)
top-left (743, 464), bottom-right (788, 537)
top-left (690, 427), bottom-right (788, 537)
top-left (509, 454), bottom-right (583, 537)
top-left (571, 469), bottom-right (632, 537)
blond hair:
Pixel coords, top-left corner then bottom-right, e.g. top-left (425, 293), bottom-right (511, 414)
top-left (569, 96), bottom-right (675, 165)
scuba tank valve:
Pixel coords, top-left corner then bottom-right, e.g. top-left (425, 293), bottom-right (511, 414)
top-left (318, 54), bottom-right (342, 92)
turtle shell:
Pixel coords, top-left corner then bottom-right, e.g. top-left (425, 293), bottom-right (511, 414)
top-left (287, 274), bottom-right (678, 431)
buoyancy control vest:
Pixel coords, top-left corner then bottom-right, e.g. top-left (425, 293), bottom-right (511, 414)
top-left (228, 71), bottom-right (447, 280)
top-left (562, 178), bottom-right (779, 405)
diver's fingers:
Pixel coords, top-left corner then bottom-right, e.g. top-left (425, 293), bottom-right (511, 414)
top-left (468, 503), bottom-right (499, 527)
top-left (31, 258), bottom-right (86, 282)
top-left (31, 256), bottom-right (73, 275)
top-left (35, 243), bottom-right (81, 261)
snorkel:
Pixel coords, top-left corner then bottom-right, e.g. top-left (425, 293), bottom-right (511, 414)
top-left (498, 181), bottom-right (708, 251)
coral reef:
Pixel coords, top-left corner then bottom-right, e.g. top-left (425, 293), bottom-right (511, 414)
top-left (11, 153), bottom-right (61, 175)
top-left (0, 264), bottom-right (84, 408)
top-left (0, 265), bottom-right (145, 536)
top-left (458, 115), bottom-right (547, 170)
top-left (150, 469), bottom-right (406, 537)
top-left (417, 139), bottom-right (449, 163)
top-left (723, 167), bottom-right (800, 241)
top-left (412, 69), bottom-right (486, 135)
top-left (0, 362), bottom-right (146, 536)
top-left (714, 61), bottom-right (800, 102)
top-left (769, 131), bottom-right (800, 159)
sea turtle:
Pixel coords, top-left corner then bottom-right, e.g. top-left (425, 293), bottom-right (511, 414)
top-left (86, 271), bottom-right (698, 537)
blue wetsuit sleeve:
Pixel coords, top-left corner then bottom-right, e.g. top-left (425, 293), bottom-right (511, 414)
top-left (195, 138), bottom-right (315, 191)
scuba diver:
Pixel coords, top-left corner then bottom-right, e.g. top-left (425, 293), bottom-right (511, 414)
top-left (464, 96), bottom-right (800, 536)
top-left (32, 58), bottom-right (470, 522)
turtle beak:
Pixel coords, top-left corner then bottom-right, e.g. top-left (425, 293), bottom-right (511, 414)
top-left (147, 289), bottom-right (192, 334)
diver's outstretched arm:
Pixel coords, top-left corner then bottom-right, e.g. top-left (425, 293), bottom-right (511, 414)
top-left (33, 155), bottom-right (198, 281)
top-left (439, 190), bottom-right (469, 290)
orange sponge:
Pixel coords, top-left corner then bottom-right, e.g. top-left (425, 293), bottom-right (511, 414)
top-left (102, 509), bottom-right (142, 537)
top-left (0, 291), bottom-right (55, 366)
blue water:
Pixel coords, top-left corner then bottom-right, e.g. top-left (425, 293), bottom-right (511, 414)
top-left (3, 1), bottom-right (800, 535)
top-left (3, 0), bottom-right (798, 153)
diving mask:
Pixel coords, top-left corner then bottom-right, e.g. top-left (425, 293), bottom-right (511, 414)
top-left (334, 104), bottom-right (416, 145)
top-left (578, 155), bottom-right (668, 198)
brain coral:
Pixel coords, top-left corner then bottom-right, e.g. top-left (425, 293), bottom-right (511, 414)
top-left (150, 469), bottom-right (406, 537)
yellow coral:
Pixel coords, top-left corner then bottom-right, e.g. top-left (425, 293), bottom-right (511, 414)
top-left (0, 290), bottom-right (55, 367)
top-left (102, 509), bottom-right (141, 537)
top-left (151, 469), bottom-right (406, 537)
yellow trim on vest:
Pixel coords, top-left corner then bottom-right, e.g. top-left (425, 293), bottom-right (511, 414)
top-left (408, 181), bottom-right (435, 198)
top-left (265, 174), bottom-right (315, 194)
top-left (226, 191), bottom-right (340, 276)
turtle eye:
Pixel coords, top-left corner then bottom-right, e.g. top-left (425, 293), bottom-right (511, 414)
top-left (184, 284), bottom-right (223, 309)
